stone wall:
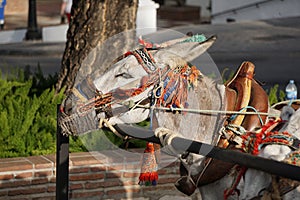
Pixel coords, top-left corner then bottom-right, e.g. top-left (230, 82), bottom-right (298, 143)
top-left (0, 151), bottom-right (200, 200)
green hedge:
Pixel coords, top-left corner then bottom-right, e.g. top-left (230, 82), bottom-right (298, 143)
top-left (0, 69), bottom-right (61, 157)
top-left (0, 68), bottom-right (89, 158)
top-left (0, 68), bottom-right (144, 158)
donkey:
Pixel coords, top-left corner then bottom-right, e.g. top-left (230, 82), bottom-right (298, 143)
top-left (59, 33), bottom-right (300, 199)
top-left (236, 107), bottom-right (300, 200)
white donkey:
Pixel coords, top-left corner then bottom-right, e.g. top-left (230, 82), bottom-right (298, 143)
top-left (235, 106), bottom-right (300, 200)
top-left (59, 32), bottom-right (300, 200)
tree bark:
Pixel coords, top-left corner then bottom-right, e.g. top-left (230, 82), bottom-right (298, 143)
top-left (56, 0), bottom-right (138, 94)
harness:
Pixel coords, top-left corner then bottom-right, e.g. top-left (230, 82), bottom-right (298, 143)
top-left (241, 118), bottom-right (300, 155)
top-left (130, 48), bottom-right (202, 186)
top-left (59, 41), bottom-right (202, 186)
top-left (58, 35), bottom-right (300, 198)
top-left (60, 47), bottom-right (162, 136)
top-left (222, 116), bottom-right (300, 199)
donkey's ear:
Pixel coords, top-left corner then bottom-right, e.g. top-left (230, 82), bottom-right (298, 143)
top-left (162, 35), bottom-right (216, 62)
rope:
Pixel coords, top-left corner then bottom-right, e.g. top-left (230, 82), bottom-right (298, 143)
top-left (220, 123), bottom-right (247, 146)
top-left (220, 124), bottom-right (247, 137)
top-left (271, 99), bottom-right (300, 109)
top-left (150, 69), bottom-right (164, 129)
top-left (229, 106), bottom-right (264, 125)
top-left (123, 99), bottom-right (300, 118)
top-left (149, 98), bottom-right (156, 129)
top-left (98, 118), bottom-right (125, 139)
top-left (128, 103), bottom-right (280, 118)
top-left (154, 127), bottom-right (183, 157)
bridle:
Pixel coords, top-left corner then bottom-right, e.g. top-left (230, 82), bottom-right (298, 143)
top-left (61, 45), bottom-right (201, 116)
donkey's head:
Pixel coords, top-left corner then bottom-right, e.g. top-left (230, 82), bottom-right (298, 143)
top-left (93, 35), bottom-right (216, 93)
top-left (92, 35), bottom-right (217, 124)
top-left (60, 34), bottom-right (217, 136)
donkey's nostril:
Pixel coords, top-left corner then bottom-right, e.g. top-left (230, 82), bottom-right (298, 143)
top-left (115, 73), bottom-right (133, 79)
top-left (115, 73), bottom-right (124, 78)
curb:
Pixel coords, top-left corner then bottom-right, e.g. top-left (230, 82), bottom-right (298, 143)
top-left (0, 41), bottom-right (65, 56)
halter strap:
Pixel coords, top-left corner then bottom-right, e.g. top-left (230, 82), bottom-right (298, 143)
top-left (132, 48), bottom-right (158, 74)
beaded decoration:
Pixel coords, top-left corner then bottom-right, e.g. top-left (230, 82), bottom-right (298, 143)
top-left (241, 118), bottom-right (299, 155)
top-left (284, 149), bottom-right (300, 166)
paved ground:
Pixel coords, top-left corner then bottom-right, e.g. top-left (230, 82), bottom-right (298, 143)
top-left (175, 17), bottom-right (300, 91)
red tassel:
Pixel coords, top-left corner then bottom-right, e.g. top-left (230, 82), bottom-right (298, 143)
top-left (139, 142), bottom-right (158, 186)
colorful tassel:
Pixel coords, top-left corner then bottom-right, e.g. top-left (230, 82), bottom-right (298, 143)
top-left (156, 63), bottom-right (200, 109)
top-left (139, 142), bottom-right (158, 186)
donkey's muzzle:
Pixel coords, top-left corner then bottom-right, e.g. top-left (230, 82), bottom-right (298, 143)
top-left (174, 176), bottom-right (197, 196)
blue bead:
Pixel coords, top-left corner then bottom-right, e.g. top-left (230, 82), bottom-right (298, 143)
top-left (152, 180), bottom-right (157, 185)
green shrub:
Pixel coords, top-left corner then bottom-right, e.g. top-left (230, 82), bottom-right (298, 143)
top-left (0, 67), bottom-right (88, 158)
top-left (267, 84), bottom-right (285, 106)
top-left (221, 67), bottom-right (235, 83)
top-left (0, 66), bottom-right (144, 158)
top-left (0, 79), bottom-right (64, 157)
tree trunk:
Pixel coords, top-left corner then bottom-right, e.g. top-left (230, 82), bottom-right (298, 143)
top-left (56, 0), bottom-right (138, 94)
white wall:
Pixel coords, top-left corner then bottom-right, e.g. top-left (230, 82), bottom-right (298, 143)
top-left (212, 0), bottom-right (300, 24)
top-left (136, 0), bottom-right (160, 36)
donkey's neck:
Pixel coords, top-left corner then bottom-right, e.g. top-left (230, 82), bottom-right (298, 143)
top-left (155, 75), bottom-right (226, 146)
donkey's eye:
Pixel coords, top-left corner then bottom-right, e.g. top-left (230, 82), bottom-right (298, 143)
top-left (115, 73), bottom-right (133, 79)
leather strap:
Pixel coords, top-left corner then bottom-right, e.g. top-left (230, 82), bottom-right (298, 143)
top-left (176, 61), bottom-right (269, 193)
